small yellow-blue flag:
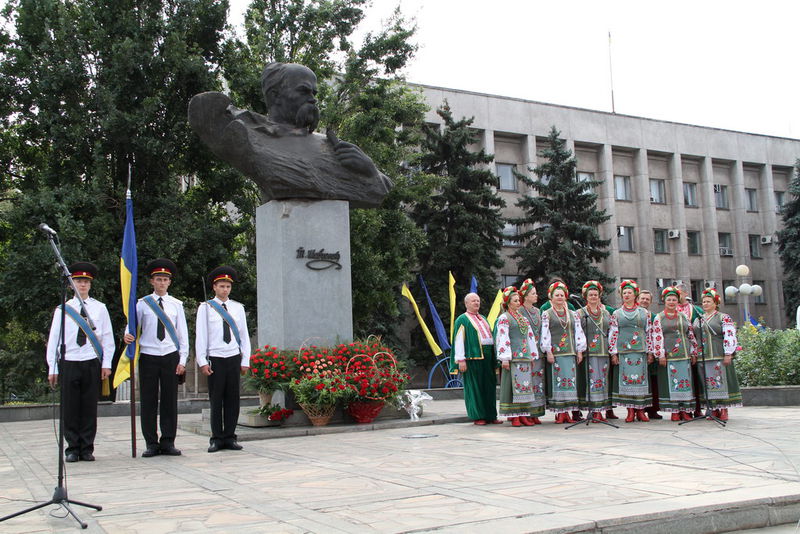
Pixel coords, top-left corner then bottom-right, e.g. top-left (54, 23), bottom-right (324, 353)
top-left (448, 272), bottom-right (456, 339)
top-left (401, 283), bottom-right (442, 356)
top-left (486, 289), bottom-right (504, 328)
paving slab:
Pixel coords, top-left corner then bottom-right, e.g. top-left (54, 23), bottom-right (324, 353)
top-left (0, 404), bottom-right (798, 533)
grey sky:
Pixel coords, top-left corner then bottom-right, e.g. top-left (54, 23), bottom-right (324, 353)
top-left (230, 0), bottom-right (800, 140)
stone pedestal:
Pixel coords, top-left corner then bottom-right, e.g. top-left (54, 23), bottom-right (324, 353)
top-left (257, 200), bottom-right (353, 349)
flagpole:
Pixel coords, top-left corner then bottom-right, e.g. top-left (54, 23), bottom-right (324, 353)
top-left (127, 164), bottom-right (137, 458)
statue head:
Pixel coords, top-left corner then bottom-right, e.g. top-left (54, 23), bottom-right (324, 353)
top-left (261, 62), bottom-right (320, 133)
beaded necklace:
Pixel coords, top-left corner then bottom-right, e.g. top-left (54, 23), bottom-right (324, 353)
top-left (508, 308), bottom-right (530, 336)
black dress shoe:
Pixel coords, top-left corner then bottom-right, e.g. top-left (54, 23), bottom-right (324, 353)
top-left (80, 452), bottom-right (95, 462)
top-left (207, 442), bottom-right (221, 453)
top-left (142, 446), bottom-right (161, 458)
top-left (65, 453), bottom-right (79, 463)
top-left (225, 441), bottom-right (243, 451)
top-left (160, 445), bottom-right (182, 456)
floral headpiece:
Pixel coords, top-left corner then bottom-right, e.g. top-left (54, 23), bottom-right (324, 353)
top-left (548, 281), bottom-right (568, 298)
top-left (518, 279), bottom-right (536, 299)
top-left (618, 279), bottom-right (640, 297)
top-left (701, 288), bottom-right (721, 306)
top-left (501, 286), bottom-right (518, 309)
top-left (661, 286), bottom-right (680, 302)
top-left (581, 280), bottom-right (603, 298)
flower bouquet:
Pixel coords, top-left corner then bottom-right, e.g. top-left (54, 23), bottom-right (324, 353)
top-left (245, 346), bottom-right (299, 404)
top-left (288, 375), bottom-right (348, 426)
top-left (343, 345), bottom-right (409, 424)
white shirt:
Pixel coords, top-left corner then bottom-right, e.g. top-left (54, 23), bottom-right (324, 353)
top-left (195, 297), bottom-right (251, 367)
top-left (46, 296), bottom-right (115, 374)
top-left (128, 292), bottom-right (189, 365)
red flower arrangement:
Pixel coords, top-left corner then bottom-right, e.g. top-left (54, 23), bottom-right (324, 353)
top-left (245, 346), bottom-right (299, 393)
top-left (343, 349), bottom-right (409, 403)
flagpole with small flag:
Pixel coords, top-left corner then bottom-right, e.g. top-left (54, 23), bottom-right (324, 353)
top-left (401, 283), bottom-right (442, 356)
top-left (114, 165), bottom-right (139, 457)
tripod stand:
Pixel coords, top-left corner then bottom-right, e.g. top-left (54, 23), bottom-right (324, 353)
top-left (0, 230), bottom-right (102, 529)
top-left (566, 297), bottom-right (618, 430)
top-left (680, 314), bottom-right (725, 427)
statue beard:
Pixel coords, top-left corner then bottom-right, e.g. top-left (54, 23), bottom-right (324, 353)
top-left (295, 103), bottom-right (319, 133)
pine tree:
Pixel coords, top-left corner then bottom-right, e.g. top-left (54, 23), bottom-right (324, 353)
top-left (777, 160), bottom-right (800, 321)
top-left (413, 102), bottom-right (506, 311)
top-left (510, 126), bottom-right (612, 295)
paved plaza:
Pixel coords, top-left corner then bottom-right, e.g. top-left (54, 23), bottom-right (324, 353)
top-left (0, 402), bottom-right (799, 533)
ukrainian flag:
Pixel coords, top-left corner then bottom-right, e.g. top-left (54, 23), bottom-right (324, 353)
top-left (113, 189), bottom-right (139, 388)
top-left (401, 283), bottom-right (442, 356)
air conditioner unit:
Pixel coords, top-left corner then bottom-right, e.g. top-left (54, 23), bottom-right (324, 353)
top-left (713, 184), bottom-right (722, 193)
top-left (719, 247), bottom-right (733, 256)
top-left (668, 229), bottom-right (680, 239)
top-left (617, 226), bottom-right (625, 236)
top-left (656, 278), bottom-right (665, 288)
top-left (704, 280), bottom-right (716, 289)
top-left (760, 235), bottom-right (773, 245)
top-left (673, 279), bottom-right (683, 287)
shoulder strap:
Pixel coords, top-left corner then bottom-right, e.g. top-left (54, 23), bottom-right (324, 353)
top-left (142, 296), bottom-right (181, 352)
top-left (62, 304), bottom-right (103, 359)
top-left (206, 300), bottom-right (242, 348)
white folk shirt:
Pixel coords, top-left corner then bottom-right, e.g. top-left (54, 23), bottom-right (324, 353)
top-left (129, 292), bottom-right (189, 365)
top-left (46, 296), bottom-right (115, 374)
top-left (453, 312), bottom-right (494, 362)
top-left (195, 297), bottom-right (251, 368)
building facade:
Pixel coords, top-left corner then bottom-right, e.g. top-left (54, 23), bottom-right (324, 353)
top-left (420, 85), bottom-right (800, 328)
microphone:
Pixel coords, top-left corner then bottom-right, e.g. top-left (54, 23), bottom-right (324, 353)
top-left (569, 294), bottom-right (585, 308)
top-left (38, 223), bottom-right (57, 236)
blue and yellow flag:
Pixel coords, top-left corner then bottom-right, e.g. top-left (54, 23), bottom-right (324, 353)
top-left (418, 274), bottom-right (450, 351)
top-left (448, 272), bottom-right (456, 339)
top-left (113, 189), bottom-right (139, 388)
top-left (401, 283), bottom-right (442, 356)
top-left (486, 289), bottom-right (504, 329)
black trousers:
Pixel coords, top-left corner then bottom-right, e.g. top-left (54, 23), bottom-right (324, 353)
top-left (139, 352), bottom-right (179, 448)
top-left (207, 356), bottom-right (241, 445)
top-left (60, 358), bottom-right (100, 456)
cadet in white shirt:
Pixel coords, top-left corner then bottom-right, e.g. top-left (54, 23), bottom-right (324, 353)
top-left (123, 259), bottom-right (189, 457)
top-left (195, 266), bottom-right (251, 452)
top-left (46, 262), bottom-right (115, 463)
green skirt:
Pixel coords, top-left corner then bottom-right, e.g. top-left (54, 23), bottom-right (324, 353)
top-left (698, 358), bottom-right (743, 409)
top-left (462, 354), bottom-right (498, 421)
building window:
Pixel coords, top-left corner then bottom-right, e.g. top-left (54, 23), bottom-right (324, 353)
top-left (684, 182), bottom-right (698, 207)
top-left (502, 274), bottom-right (519, 288)
top-left (615, 175), bottom-right (632, 201)
top-left (654, 229), bottom-right (668, 254)
top-left (502, 223), bottom-right (518, 247)
top-left (749, 234), bottom-right (762, 258)
top-left (577, 171), bottom-right (594, 183)
top-left (775, 191), bottom-right (786, 213)
top-left (722, 279), bottom-right (736, 303)
top-left (714, 184), bottom-right (729, 209)
top-left (745, 188), bottom-right (758, 212)
top-left (690, 280), bottom-right (704, 303)
top-left (649, 179), bottom-right (666, 203)
top-left (753, 280), bottom-right (766, 304)
top-left (687, 231), bottom-right (701, 255)
top-left (618, 226), bottom-right (634, 252)
top-left (496, 163), bottom-right (517, 192)
top-left (718, 232), bottom-right (733, 256)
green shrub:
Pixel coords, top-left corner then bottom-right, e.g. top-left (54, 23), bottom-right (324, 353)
top-left (736, 326), bottom-right (800, 386)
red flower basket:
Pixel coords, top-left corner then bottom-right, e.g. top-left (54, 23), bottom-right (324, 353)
top-left (346, 399), bottom-right (385, 424)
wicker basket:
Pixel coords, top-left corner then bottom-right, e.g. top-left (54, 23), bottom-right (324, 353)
top-left (300, 403), bottom-right (335, 426)
top-left (346, 400), bottom-right (386, 424)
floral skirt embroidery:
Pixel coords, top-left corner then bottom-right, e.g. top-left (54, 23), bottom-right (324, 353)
top-left (699, 359), bottom-right (743, 409)
top-left (499, 360), bottom-right (533, 416)
top-left (611, 352), bottom-right (652, 408)
top-left (656, 358), bottom-right (695, 412)
top-left (546, 355), bottom-right (579, 412)
top-left (530, 356), bottom-right (546, 417)
top-left (578, 355), bottom-right (611, 411)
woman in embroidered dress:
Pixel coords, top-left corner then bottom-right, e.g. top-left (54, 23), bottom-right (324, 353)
top-left (577, 281), bottom-right (612, 422)
top-left (608, 279), bottom-right (654, 423)
top-left (518, 279), bottom-right (544, 424)
top-left (494, 286), bottom-right (539, 427)
top-left (693, 288), bottom-right (742, 421)
top-left (651, 286), bottom-right (699, 421)
top-left (540, 281), bottom-right (586, 423)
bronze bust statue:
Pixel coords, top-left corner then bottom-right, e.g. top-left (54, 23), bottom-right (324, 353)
top-left (188, 62), bottom-right (392, 209)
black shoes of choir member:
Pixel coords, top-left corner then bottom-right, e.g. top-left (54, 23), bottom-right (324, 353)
top-left (225, 441), bottom-right (243, 451)
top-left (80, 452), bottom-right (95, 462)
top-left (65, 453), bottom-right (80, 463)
top-left (207, 442), bottom-right (221, 453)
top-left (142, 446), bottom-right (161, 458)
top-left (160, 445), bottom-right (182, 456)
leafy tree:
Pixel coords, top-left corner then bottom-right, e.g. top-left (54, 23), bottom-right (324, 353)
top-left (509, 126), bottom-right (612, 294)
top-left (0, 0), bottom-right (252, 399)
top-left (777, 160), bottom-right (800, 321)
top-left (412, 102), bottom-right (506, 313)
top-left (222, 0), bottom-right (431, 342)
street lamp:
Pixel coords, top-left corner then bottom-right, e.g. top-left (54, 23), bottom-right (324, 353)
top-left (724, 264), bottom-right (762, 325)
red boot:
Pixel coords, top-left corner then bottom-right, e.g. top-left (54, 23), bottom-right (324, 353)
top-left (474, 419), bottom-right (487, 425)
top-left (625, 408), bottom-right (635, 423)
top-left (554, 413), bottom-right (564, 424)
top-left (681, 411), bottom-right (692, 421)
top-left (532, 417), bottom-right (542, 425)
top-left (606, 409), bottom-right (619, 420)
top-left (563, 412), bottom-right (576, 423)
top-left (519, 416), bottom-right (534, 426)
top-left (719, 409), bottom-right (729, 421)
top-left (592, 411), bottom-right (606, 422)
top-left (671, 413), bottom-right (681, 421)
top-left (510, 417), bottom-right (522, 427)
top-left (636, 409), bottom-right (650, 422)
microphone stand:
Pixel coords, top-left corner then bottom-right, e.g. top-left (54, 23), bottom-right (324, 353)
top-left (0, 230), bottom-right (102, 528)
top-left (566, 295), bottom-right (618, 430)
top-left (680, 313), bottom-right (725, 427)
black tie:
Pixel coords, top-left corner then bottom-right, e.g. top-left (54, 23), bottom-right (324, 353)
top-left (222, 303), bottom-right (231, 344)
top-left (157, 297), bottom-right (165, 341)
top-left (77, 307), bottom-right (87, 347)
